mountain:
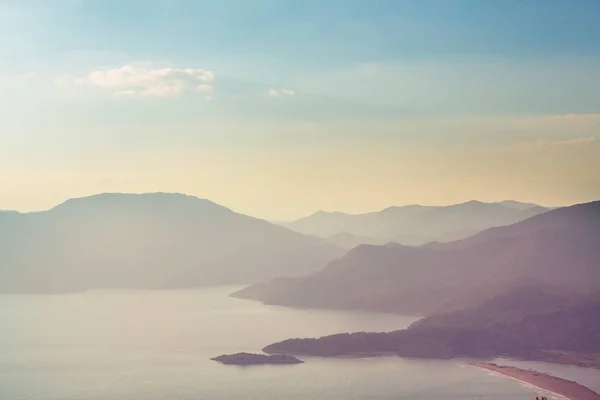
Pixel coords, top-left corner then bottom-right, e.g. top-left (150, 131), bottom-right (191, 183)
top-left (326, 232), bottom-right (386, 250)
top-left (496, 200), bottom-right (544, 210)
top-left (0, 193), bottom-right (344, 293)
top-left (282, 200), bottom-right (549, 247)
top-left (262, 285), bottom-right (600, 365)
top-left (234, 201), bottom-right (600, 316)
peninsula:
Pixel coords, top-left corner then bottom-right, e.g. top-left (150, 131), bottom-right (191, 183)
top-left (469, 363), bottom-right (600, 400)
top-left (211, 352), bottom-right (304, 366)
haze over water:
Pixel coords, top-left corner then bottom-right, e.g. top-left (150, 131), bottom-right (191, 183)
top-left (0, 286), bottom-right (577, 400)
top-left (2, 2), bottom-right (600, 399)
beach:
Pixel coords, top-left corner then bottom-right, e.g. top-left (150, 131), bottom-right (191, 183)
top-left (468, 362), bottom-right (600, 400)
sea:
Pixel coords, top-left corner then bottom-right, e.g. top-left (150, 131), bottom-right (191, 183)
top-left (0, 286), bottom-right (597, 400)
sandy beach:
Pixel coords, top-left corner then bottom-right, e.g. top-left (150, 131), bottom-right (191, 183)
top-left (468, 362), bottom-right (600, 400)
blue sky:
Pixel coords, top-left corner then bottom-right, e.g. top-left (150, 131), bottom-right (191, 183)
top-left (1, 0), bottom-right (600, 219)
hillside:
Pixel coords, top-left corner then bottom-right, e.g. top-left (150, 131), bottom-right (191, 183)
top-left (234, 201), bottom-right (600, 316)
top-left (0, 193), bottom-right (344, 293)
top-left (262, 286), bottom-right (600, 365)
top-left (326, 232), bottom-right (386, 249)
top-left (283, 201), bottom-right (549, 247)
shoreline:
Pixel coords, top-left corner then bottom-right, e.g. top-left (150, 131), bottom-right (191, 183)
top-left (468, 362), bottom-right (600, 400)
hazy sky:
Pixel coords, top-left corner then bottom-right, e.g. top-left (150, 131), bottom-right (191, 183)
top-left (1, 0), bottom-right (600, 220)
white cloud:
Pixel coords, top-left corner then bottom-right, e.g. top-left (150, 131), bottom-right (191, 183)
top-left (59, 65), bottom-right (215, 98)
top-left (196, 84), bottom-right (213, 92)
top-left (268, 88), bottom-right (295, 98)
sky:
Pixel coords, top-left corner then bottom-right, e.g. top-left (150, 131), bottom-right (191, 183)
top-left (1, 0), bottom-right (600, 220)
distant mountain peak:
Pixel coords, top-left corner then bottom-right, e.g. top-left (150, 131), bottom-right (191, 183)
top-left (50, 192), bottom-right (229, 213)
top-left (449, 200), bottom-right (490, 209)
top-left (283, 200), bottom-right (549, 246)
top-left (313, 210), bottom-right (348, 216)
top-left (463, 200), bottom-right (486, 205)
top-left (495, 200), bottom-right (545, 210)
top-left (0, 192), bottom-right (344, 293)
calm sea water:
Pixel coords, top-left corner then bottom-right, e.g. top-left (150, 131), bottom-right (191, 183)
top-left (0, 286), bottom-right (592, 400)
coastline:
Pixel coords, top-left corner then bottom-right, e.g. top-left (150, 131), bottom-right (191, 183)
top-left (468, 362), bottom-right (600, 400)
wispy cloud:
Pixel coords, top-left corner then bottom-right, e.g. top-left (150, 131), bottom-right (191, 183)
top-left (268, 88), bottom-right (295, 98)
top-left (540, 113), bottom-right (600, 122)
top-left (520, 137), bottom-right (597, 148)
top-left (56, 65), bottom-right (215, 98)
top-left (535, 114), bottom-right (600, 129)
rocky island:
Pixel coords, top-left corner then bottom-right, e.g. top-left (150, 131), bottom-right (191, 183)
top-left (211, 352), bottom-right (304, 365)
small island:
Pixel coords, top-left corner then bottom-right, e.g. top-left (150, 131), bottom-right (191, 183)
top-left (211, 352), bottom-right (304, 366)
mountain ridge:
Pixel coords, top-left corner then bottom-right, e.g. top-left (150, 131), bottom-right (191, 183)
top-left (234, 200), bottom-right (600, 316)
top-left (0, 192), bottom-right (344, 294)
top-left (261, 285), bottom-right (600, 366)
top-left (282, 200), bottom-right (551, 248)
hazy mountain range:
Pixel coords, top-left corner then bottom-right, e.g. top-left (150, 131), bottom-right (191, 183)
top-left (282, 200), bottom-right (550, 248)
top-left (0, 193), bottom-right (343, 293)
top-left (234, 201), bottom-right (600, 365)
top-left (2, 192), bottom-right (599, 366)
top-left (235, 201), bottom-right (600, 316)
top-left (0, 193), bottom-right (556, 294)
